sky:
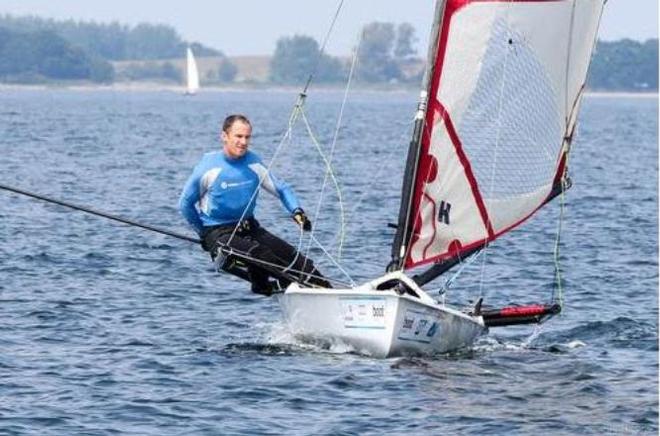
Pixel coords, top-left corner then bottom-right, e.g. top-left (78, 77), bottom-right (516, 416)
top-left (1, 0), bottom-right (658, 56)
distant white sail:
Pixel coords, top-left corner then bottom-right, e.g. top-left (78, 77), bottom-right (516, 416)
top-left (186, 47), bottom-right (200, 94)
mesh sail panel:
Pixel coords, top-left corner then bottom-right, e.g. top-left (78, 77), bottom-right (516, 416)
top-left (404, 0), bottom-right (605, 268)
top-left (458, 16), bottom-right (562, 202)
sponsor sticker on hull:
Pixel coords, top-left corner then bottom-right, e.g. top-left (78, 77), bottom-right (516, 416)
top-left (340, 297), bottom-right (387, 330)
top-left (397, 309), bottom-right (440, 343)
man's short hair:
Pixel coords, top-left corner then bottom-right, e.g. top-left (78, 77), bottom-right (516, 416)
top-left (222, 114), bottom-right (251, 132)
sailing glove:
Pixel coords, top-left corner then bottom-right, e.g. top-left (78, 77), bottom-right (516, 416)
top-left (292, 208), bottom-right (312, 232)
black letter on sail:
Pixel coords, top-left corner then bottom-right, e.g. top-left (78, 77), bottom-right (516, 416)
top-left (438, 201), bottom-right (451, 225)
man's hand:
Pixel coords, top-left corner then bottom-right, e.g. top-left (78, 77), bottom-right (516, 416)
top-left (292, 208), bottom-right (312, 232)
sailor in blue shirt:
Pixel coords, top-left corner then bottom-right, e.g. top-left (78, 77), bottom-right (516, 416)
top-left (179, 114), bottom-right (330, 295)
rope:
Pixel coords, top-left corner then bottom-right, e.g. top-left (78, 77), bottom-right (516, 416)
top-left (299, 110), bottom-right (347, 263)
top-left (551, 168), bottom-right (568, 308)
top-left (476, 2), bottom-right (515, 299)
top-left (218, 245), bottom-right (352, 288)
top-left (282, 221), bottom-right (305, 275)
top-left (0, 182), bottom-right (353, 287)
top-left (440, 250), bottom-right (483, 295)
top-left (0, 183), bottom-right (201, 244)
top-left (226, 98), bottom-right (304, 247)
top-left (305, 31), bottom-right (362, 263)
top-left (301, 0), bottom-right (346, 94)
top-left (226, 0), bottom-right (347, 275)
top-left (326, 115), bottom-right (415, 275)
top-left (310, 233), bottom-right (356, 286)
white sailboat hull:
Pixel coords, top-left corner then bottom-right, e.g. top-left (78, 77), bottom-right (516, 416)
top-left (278, 272), bottom-right (486, 357)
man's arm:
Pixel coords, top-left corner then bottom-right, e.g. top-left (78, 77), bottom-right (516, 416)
top-left (248, 162), bottom-right (301, 214)
top-left (179, 168), bottom-right (204, 234)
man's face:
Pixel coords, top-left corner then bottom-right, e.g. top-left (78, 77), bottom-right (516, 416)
top-left (222, 121), bottom-right (252, 159)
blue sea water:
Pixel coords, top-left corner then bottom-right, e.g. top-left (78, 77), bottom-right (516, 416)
top-left (0, 89), bottom-right (657, 435)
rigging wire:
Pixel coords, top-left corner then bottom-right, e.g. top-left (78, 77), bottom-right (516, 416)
top-left (318, 114), bottom-right (416, 276)
top-left (310, 233), bottom-right (356, 286)
top-left (477, 2), bottom-right (515, 299)
top-left (224, 0), bottom-right (348, 282)
top-left (216, 245), bottom-right (351, 288)
top-left (0, 183), bottom-right (200, 243)
top-left (305, 31), bottom-right (362, 264)
top-left (0, 182), bottom-right (351, 287)
top-left (225, 100), bottom-right (304, 247)
top-left (283, 221), bottom-right (305, 275)
top-left (348, 119), bottom-right (416, 217)
top-left (301, 0), bottom-right (346, 95)
top-left (551, 166), bottom-right (569, 308)
top-left (298, 110), bottom-right (346, 262)
top-left (226, 0), bottom-right (346, 248)
top-left (341, 116), bottom-right (416, 238)
top-left (296, 108), bottom-right (354, 283)
top-left (440, 250), bottom-right (483, 295)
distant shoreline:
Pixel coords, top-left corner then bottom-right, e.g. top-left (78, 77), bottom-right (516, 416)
top-left (0, 82), bottom-right (658, 98)
top-left (584, 91), bottom-right (658, 98)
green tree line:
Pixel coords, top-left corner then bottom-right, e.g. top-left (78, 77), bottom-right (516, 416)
top-left (269, 23), bottom-right (419, 85)
top-left (589, 39), bottom-right (658, 91)
top-left (270, 27), bottom-right (658, 92)
top-left (0, 14), bottom-right (219, 60)
top-left (0, 13), bottom-right (656, 91)
top-left (0, 27), bottom-right (113, 82)
top-left (0, 14), bottom-right (230, 83)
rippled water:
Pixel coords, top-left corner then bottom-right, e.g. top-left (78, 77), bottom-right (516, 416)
top-left (0, 89), bottom-right (657, 435)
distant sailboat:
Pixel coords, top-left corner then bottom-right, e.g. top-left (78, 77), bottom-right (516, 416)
top-left (185, 47), bottom-right (200, 95)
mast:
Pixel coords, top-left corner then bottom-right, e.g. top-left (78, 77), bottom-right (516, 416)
top-left (387, 0), bottom-right (606, 285)
top-left (389, 0), bottom-right (447, 271)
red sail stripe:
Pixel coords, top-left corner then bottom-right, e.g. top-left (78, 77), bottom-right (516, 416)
top-left (405, 0), bottom-right (567, 269)
top-left (552, 151), bottom-right (567, 189)
top-left (421, 192), bottom-right (438, 259)
top-left (406, 181), bottom-right (556, 268)
top-left (405, 0), bottom-right (457, 268)
top-left (437, 101), bottom-right (495, 237)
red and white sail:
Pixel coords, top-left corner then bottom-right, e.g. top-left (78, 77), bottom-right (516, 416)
top-left (403, 0), bottom-right (605, 268)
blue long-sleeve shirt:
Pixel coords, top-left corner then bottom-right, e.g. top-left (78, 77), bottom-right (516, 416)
top-left (179, 150), bottom-right (301, 234)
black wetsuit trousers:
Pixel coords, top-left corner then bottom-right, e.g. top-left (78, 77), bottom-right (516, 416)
top-left (201, 219), bottom-right (330, 293)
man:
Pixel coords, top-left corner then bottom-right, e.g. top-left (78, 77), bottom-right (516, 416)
top-left (179, 114), bottom-right (331, 295)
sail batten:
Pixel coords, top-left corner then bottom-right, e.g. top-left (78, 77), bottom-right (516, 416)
top-left (393, 0), bottom-right (605, 274)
